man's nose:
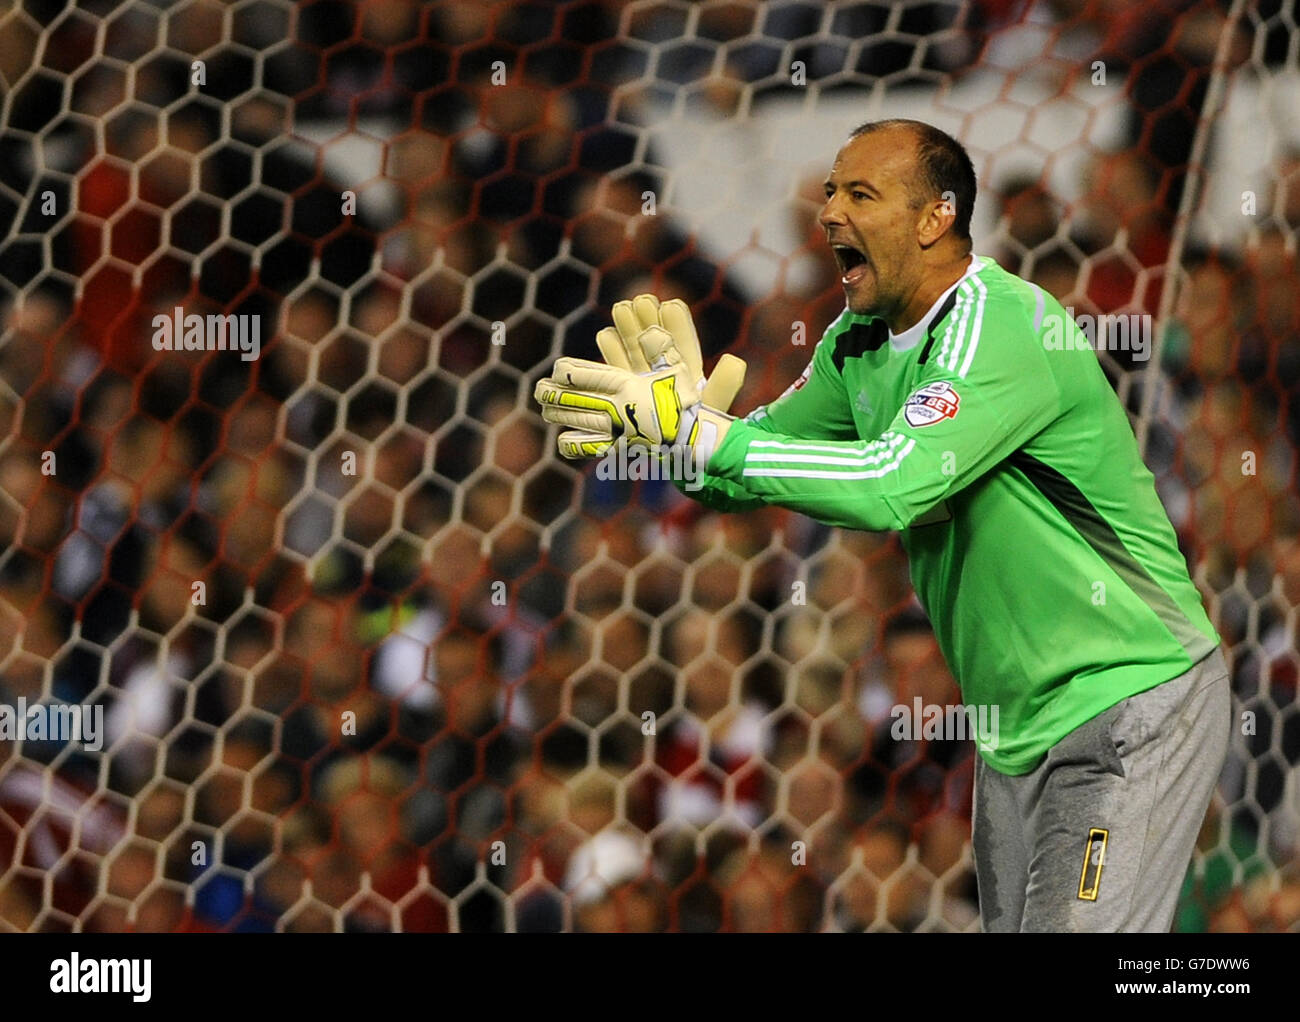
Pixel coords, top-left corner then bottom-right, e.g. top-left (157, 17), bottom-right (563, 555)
top-left (819, 197), bottom-right (845, 229)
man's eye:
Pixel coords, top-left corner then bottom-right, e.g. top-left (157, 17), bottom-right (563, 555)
top-left (853, 191), bottom-right (870, 200)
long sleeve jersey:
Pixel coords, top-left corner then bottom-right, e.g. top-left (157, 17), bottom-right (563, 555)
top-left (685, 254), bottom-right (1219, 774)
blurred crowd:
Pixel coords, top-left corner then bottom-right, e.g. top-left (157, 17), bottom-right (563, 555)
top-left (0, 0), bottom-right (1297, 931)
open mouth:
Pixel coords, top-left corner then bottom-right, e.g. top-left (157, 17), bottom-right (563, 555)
top-left (832, 244), bottom-right (870, 285)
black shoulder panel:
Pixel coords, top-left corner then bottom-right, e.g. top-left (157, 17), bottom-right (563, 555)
top-left (831, 318), bottom-right (889, 373)
top-left (917, 288), bottom-right (961, 366)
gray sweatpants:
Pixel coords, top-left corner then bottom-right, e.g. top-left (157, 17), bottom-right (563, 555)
top-left (972, 649), bottom-right (1231, 932)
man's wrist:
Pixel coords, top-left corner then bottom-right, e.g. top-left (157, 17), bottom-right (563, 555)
top-left (681, 405), bottom-right (734, 472)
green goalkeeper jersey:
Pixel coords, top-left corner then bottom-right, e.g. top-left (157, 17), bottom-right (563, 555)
top-left (688, 254), bottom-right (1219, 774)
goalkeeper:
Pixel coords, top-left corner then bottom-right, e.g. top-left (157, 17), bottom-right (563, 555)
top-left (534, 119), bottom-right (1229, 933)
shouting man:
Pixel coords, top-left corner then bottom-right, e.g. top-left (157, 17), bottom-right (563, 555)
top-left (534, 119), bottom-right (1229, 933)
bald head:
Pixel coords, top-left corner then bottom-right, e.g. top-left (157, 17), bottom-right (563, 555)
top-left (849, 119), bottom-right (976, 243)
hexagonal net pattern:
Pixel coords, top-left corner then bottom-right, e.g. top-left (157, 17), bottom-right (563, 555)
top-left (0, 0), bottom-right (1297, 933)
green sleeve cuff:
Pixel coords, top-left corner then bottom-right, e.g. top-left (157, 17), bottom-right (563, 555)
top-left (706, 417), bottom-right (754, 481)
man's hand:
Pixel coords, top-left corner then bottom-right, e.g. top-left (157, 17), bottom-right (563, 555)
top-left (600, 295), bottom-right (746, 412)
top-left (534, 325), bottom-right (701, 453)
top-left (537, 294), bottom-right (746, 461)
top-left (598, 294), bottom-right (705, 390)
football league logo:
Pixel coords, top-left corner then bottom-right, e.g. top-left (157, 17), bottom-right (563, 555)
top-left (779, 362), bottom-right (813, 399)
top-left (904, 381), bottom-right (961, 427)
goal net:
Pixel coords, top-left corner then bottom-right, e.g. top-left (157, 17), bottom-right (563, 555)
top-left (0, 0), bottom-right (1297, 932)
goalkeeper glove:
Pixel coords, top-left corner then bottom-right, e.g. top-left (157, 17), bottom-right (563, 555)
top-left (602, 293), bottom-right (747, 412)
top-left (535, 324), bottom-right (699, 449)
top-left (540, 294), bottom-right (747, 463)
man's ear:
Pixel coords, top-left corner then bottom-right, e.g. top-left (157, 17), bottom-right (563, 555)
top-left (917, 192), bottom-right (957, 249)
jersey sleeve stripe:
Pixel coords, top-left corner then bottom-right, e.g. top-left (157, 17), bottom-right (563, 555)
top-left (936, 281), bottom-right (973, 372)
top-left (747, 435), bottom-right (904, 454)
top-left (745, 452), bottom-right (900, 467)
top-left (745, 433), bottom-right (909, 464)
top-left (957, 274), bottom-right (988, 379)
top-left (943, 279), bottom-right (978, 374)
top-left (1030, 280), bottom-right (1047, 332)
top-left (741, 439), bottom-right (916, 480)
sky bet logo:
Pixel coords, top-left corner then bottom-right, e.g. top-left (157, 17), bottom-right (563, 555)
top-left (50, 954), bottom-right (151, 1002)
top-left (903, 381), bottom-right (961, 427)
